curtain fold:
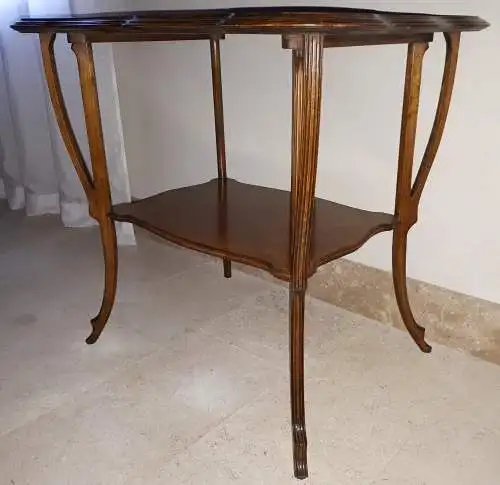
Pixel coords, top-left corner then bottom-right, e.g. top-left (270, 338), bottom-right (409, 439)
top-left (0, 0), bottom-right (135, 244)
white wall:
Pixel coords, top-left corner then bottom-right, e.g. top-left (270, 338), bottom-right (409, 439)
top-left (112, 0), bottom-right (500, 302)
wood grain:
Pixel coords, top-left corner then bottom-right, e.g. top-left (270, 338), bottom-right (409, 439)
top-left (411, 33), bottom-right (461, 204)
top-left (210, 37), bottom-right (231, 278)
top-left (39, 33), bottom-right (94, 199)
top-left (67, 32), bottom-right (223, 44)
top-left (393, 41), bottom-right (430, 352)
top-left (12, 6), bottom-right (488, 39)
top-left (392, 32), bottom-right (461, 354)
top-left (288, 33), bottom-right (324, 479)
top-left (282, 32), bottom-right (434, 49)
top-left (71, 39), bottom-right (118, 345)
top-left (111, 179), bottom-right (394, 283)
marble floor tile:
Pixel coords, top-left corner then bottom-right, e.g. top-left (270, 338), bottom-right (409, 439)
top-left (0, 301), bottom-right (160, 436)
top-left (0, 330), bottom-right (276, 485)
top-left (1, 206), bottom-right (500, 485)
top-left (201, 286), bottom-right (346, 370)
top-left (370, 405), bottom-right (500, 485)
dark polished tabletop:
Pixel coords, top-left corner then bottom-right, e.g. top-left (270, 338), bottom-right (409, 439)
top-left (11, 6), bottom-right (489, 36)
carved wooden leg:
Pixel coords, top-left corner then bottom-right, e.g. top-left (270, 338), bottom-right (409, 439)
top-left (210, 37), bottom-right (231, 278)
top-left (86, 217), bottom-right (117, 344)
top-left (393, 33), bottom-right (460, 353)
top-left (392, 226), bottom-right (431, 352)
top-left (40, 33), bottom-right (117, 343)
top-left (71, 37), bottom-right (118, 344)
top-left (39, 33), bottom-right (93, 199)
top-left (393, 41), bottom-right (431, 352)
top-left (289, 34), bottom-right (324, 480)
top-left (289, 287), bottom-right (307, 478)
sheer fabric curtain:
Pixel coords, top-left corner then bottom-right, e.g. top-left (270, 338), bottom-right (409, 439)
top-left (0, 0), bottom-right (134, 243)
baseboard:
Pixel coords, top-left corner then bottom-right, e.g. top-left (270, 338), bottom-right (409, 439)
top-left (235, 259), bottom-right (500, 365)
top-left (137, 227), bottom-right (500, 365)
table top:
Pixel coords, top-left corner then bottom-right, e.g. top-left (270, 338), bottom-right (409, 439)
top-left (11, 6), bottom-right (489, 36)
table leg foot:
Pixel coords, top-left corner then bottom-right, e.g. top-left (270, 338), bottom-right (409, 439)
top-left (86, 317), bottom-right (104, 345)
top-left (290, 288), bottom-right (308, 479)
top-left (392, 226), bottom-right (432, 353)
top-left (86, 217), bottom-right (118, 345)
top-left (292, 423), bottom-right (308, 479)
top-left (223, 258), bottom-right (232, 278)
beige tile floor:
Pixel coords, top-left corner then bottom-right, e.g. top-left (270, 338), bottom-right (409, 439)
top-left (1, 202), bottom-right (500, 485)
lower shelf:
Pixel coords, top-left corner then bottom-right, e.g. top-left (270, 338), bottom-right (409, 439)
top-left (111, 178), bottom-right (394, 280)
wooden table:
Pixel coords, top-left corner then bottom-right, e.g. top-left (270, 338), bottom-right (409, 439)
top-left (12, 6), bottom-right (488, 479)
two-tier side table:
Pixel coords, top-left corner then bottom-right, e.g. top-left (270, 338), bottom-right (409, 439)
top-left (12, 6), bottom-right (488, 479)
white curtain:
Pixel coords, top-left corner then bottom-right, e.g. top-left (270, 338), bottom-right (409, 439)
top-left (0, 0), bottom-right (135, 244)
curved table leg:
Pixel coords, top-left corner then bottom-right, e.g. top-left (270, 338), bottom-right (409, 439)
top-left (39, 33), bottom-right (94, 199)
top-left (70, 37), bottom-right (118, 344)
top-left (40, 33), bottom-right (117, 343)
top-left (40, 33), bottom-right (118, 344)
top-left (393, 33), bottom-right (460, 352)
top-left (86, 217), bottom-right (117, 344)
top-left (393, 226), bottom-right (431, 352)
top-left (289, 34), bottom-right (324, 479)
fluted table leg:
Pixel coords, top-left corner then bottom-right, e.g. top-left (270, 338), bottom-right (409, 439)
top-left (289, 33), bottom-right (324, 479)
